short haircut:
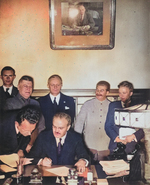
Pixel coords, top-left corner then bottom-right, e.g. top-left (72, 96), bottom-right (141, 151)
top-left (53, 112), bottom-right (71, 126)
top-left (18, 75), bottom-right (34, 88)
top-left (48, 74), bottom-right (62, 84)
top-left (1, 66), bottom-right (16, 76)
top-left (118, 81), bottom-right (134, 92)
top-left (96, 81), bottom-right (110, 91)
top-left (16, 105), bottom-right (40, 125)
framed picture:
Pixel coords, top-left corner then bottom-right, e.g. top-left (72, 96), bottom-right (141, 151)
top-left (50, 0), bottom-right (116, 50)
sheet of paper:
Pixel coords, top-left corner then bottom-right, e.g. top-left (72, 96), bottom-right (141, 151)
top-left (45, 166), bottom-right (70, 176)
top-left (0, 153), bottom-right (19, 167)
top-left (0, 164), bottom-right (17, 173)
top-left (97, 179), bottom-right (108, 185)
top-left (119, 127), bottom-right (136, 139)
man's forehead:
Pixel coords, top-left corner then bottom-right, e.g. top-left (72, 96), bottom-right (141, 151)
top-left (20, 80), bottom-right (32, 85)
top-left (53, 117), bottom-right (68, 126)
top-left (49, 77), bottom-right (62, 84)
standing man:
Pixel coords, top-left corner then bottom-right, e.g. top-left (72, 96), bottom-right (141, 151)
top-left (39, 74), bottom-right (75, 130)
top-left (74, 81), bottom-right (111, 161)
top-left (0, 66), bottom-right (18, 111)
top-left (29, 112), bottom-right (89, 173)
top-left (4, 75), bottom-right (45, 152)
top-left (0, 105), bottom-right (40, 157)
top-left (105, 81), bottom-right (144, 154)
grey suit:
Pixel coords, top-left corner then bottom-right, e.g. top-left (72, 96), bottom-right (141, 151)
top-left (4, 93), bottom-right (45, 133)
top-left (74, 98), bottom-right (110, 151)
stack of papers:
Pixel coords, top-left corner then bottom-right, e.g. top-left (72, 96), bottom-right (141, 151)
top-left (0, 153), bottom-right (19, 173)
top-left (100, 160), bottom-right (129, 175)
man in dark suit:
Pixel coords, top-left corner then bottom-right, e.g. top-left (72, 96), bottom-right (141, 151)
top-left (29, 112), bottom-right (89, 172)
top-left (0, 105), bottom-right (40, 157)
top-left (39, 74), bottom-right (75, 130)
top-left (105, 81), bottom-right (144, 154)
top-left (0, 66), bottom-right (18, 112)
top-left (4, 75), bottom-right (45, 153)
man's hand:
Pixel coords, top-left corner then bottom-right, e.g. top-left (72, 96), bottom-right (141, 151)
top-left (124, 134), bottom-right (136, 143)
top-left (26, 144), bottom-right (33, 153)
top-left (75, 159), bottom-right (86, 173)
top-left (17, 150), bottom-right (24, 158)
top-left (38, 157), bottom-right (52, 167)
top-left (22, 158), bottom-right (33, 165)
top-left (115, 136), bottom-right (127, 145)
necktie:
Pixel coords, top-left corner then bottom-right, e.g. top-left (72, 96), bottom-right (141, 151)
top-left (5, 88), bottom-right (11, 98)
top-left (57, 138), bottom-right (62, 155)
top-left (53, 97), bottom-right (57, 113)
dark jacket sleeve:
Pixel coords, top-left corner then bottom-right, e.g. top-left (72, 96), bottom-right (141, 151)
top-left (105, 102), bottom-right (119, 141)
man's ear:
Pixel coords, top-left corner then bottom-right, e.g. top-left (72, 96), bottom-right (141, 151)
top-left (0, 75), bottom-right (2, 80)
top-left (106, 91), bottom-right (110, 96)
top-left (15, 121), bottom-right (19, 129)
top-left (130, 91), bottom-right (133, 97)
top-left (67, 125), bottom-right (71, 131)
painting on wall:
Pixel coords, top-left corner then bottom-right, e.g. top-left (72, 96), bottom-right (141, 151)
top-left (49, 0), bottom-right (116, 50)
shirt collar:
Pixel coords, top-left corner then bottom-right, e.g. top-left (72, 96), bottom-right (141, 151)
top-left (3, 85), bottom-right (13, 95)
top-left (50, 93), bottom-right (60, 104)
top-left (55, 132), bottom-right (67, 146)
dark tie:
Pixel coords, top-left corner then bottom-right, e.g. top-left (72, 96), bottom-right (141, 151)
top-left (57, 138), bottom-right (62, 155)
top-left (53, 97), bottom-right (57, 113)
top-left (5, 88), bottom-right (11, 98)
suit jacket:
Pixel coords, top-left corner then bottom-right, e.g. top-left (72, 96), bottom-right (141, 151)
top-left (39, 92), bottom-right (75, 130)
top-left (0, 85), bottom-right (18, 110)
top-left (74, 98), bottom-right (110, 151)
top-left (0, 110), bottom-right (30, 155)
top-left (29, 130), bottom-right (89, 165)
top-left (76, 12), bottom-right (95, 30)
top-left (105, 101), bottom-right (144, 153)
top-left (4, 93), bottom-right (45, 133)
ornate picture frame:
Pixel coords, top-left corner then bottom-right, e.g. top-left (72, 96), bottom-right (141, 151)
top-left (50, 0), bottom-right (116, 50)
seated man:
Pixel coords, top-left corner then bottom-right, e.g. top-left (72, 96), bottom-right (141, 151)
top-left (72, 3), bottom-right (95, 33)
top-left (74, 81), bottom-right (111, 161)
top-left (105, 81), bottom-right (144, 154)
top-left (29, 112), bottom-right (89, 173)
top-left (0, 105), bottom-right (40, 157)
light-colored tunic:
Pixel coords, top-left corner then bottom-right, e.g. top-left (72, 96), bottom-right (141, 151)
top-left (74, 98), bottom-right (110, 151)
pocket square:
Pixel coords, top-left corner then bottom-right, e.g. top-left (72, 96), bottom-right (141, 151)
top-left (65, 106), bottom-right (70, 110)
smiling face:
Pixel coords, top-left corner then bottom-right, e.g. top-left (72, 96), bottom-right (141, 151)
top-left (18, 80), bottom-right (33, 99)
top-left (0, 70), bottom-right (16, 87)
top-left (119, 86), bottom-right (133, 103)
top-left (52, 117), bottom-right (70, 138)
top-left (95, 85), bottom-right (109, 101)
top-left (15, 119), bottom-right (36, 137)
top-left (48, 77), bottom-right (62, 96)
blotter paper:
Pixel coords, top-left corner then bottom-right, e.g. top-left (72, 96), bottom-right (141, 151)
top-left (45, 166), bottom-right (70, 176)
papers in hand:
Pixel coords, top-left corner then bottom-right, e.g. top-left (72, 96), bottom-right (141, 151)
top-left (100, 160), bottom-right (129, 175)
